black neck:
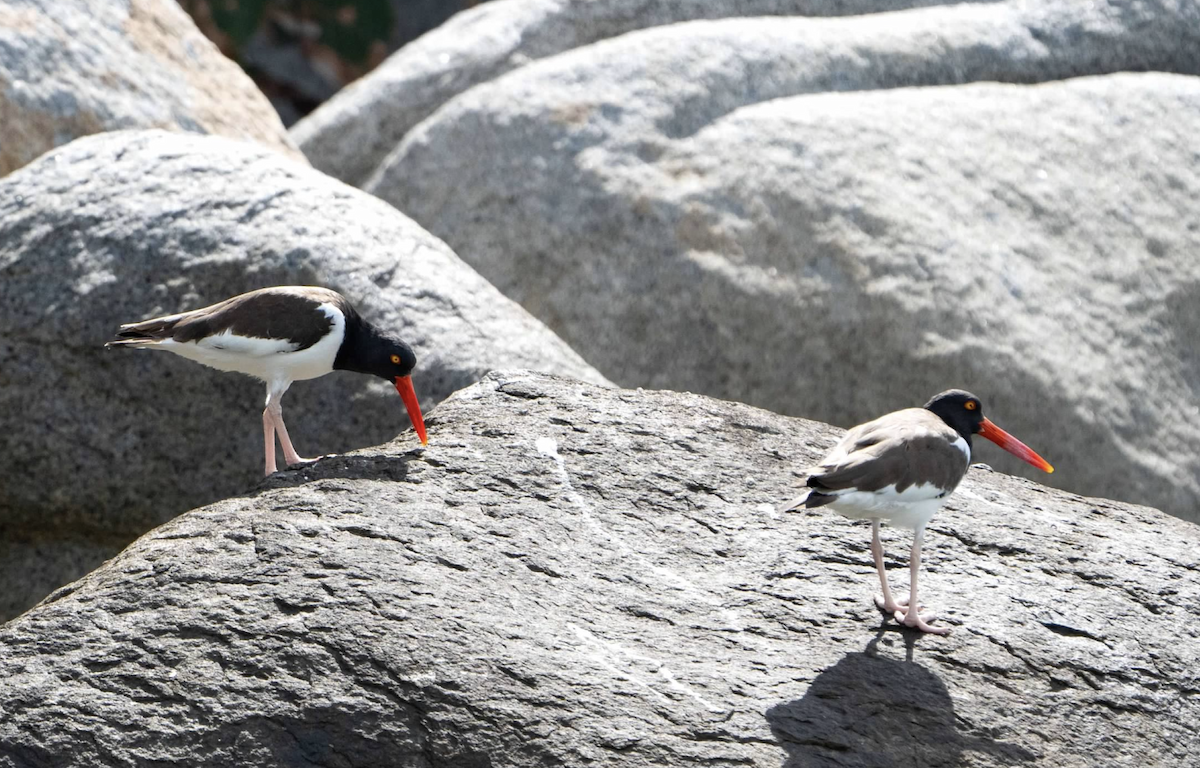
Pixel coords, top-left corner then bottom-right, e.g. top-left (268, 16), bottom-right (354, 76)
top-left (333, 308), bottom-right (373, 375)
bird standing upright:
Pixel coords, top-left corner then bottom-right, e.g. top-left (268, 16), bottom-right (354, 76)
top-left (779, 390), bottom-right (1053, 634)
top-left (107, 286), bottom-right (428, 476)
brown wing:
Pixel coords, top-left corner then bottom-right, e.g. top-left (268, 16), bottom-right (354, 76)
top-left (108, 287), bottom-right (349, 350)
top-left (806, 409), bottom-right (969, 495)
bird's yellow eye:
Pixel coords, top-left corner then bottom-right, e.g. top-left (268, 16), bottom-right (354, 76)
top-left (390, 354), bottom-right (401, 364)
top-left (965, 401), bottom-right (977, 411)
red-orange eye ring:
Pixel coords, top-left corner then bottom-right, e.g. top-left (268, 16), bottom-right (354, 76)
top-left (390, 354), bottom-right (401, 364)
top-left (965, 401), bottom-right (977, 411)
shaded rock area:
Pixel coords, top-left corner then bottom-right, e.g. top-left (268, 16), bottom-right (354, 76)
top-left (0, 371), bottom-right (1196, 767)
top-left (0, 0), bottom-right (302, 177)
top-left (291, 0), bottom-right (970, 186)
top-left (0, 130), bottom-right (606, 621)
top-left (367, 17), bottom-right (1200, 522)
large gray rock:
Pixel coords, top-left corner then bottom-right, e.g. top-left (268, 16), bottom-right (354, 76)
top-left (291, 0), bottom-right (978, 186)
top-left (0, 371), bottom-right (1195, 766)
top-left (0, 130), bottom-right (606, 621)
top-left (365, 1), bottom-right (1200, 522)
top-left (0, 0), bottom-right (303, 177)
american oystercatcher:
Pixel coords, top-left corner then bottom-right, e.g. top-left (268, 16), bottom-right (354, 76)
top-left (107, 286), bottom-right (428, 476)
top-left (779, 390), bottom-right (1053, 634)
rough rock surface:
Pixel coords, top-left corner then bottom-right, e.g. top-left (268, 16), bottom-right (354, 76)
top-left (0, 130), bottom-right (606, 621)
top-left (0, 0), bottom-right (302, 177)
top-left (291, 0), bottom-right (971, 186)
top-left (367, 19), bottom-right (1200, 522)
top-left (0, 371), bottom-right (1196, 767)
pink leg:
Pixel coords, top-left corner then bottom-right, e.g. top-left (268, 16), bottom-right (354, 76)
top-left (870, 520), bottom-right (907, 614)
top-left (895, 526), bottom-right (949, 635)
top-left (262, 407), bottom-right (278, 476)
top-left (268, 402), bottom-right (317, 467)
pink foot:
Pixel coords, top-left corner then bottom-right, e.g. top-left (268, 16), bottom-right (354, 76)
top-left (894, 604), bottom-right (949, 635)
top-left (874, 594), bottom-right (908, 615)
top-left (282, 454), bottom-right (329, 469)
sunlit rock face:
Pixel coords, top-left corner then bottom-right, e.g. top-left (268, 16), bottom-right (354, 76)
top-left (0, 371), bottom-right (1195, 767)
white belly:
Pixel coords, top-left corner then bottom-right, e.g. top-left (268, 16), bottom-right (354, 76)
top-left (826, 485), bottom-right (949, 530)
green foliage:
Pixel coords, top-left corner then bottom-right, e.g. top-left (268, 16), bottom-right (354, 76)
top-left (205, 0), bottom-right (268, 48)
top-left (204, 0), bottom-right (396, 65)
top-left (320, 2), bottom-right (395, 63)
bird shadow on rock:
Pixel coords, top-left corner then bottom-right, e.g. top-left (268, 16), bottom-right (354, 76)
top-left (252, 448), bottom-right (423, 491)
top-left (766, 630), bottom-right (1036, 768)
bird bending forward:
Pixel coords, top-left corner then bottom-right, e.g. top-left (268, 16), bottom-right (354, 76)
top-left (779, 390), bottom-right (1053, 634)
top-left (107, 286), bottom-right (427, 476)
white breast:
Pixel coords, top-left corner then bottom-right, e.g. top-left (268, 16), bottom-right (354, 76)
top-left (951, 434), bottom-right (970, 462)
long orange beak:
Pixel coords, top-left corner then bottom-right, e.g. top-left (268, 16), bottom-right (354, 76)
top-left (978, 417), bottom-right (1053, 473)
top-left (394, 375), bottom-right (428, 446)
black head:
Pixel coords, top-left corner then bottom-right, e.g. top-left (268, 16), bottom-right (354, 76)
top-left (366, 334), bottom-right (417, 381)
top-left (334, 323), bottom-right (427, 445)
top-left (334, 321), bottom-right (417, 381)
top-left (923, 389), bottom-right (1055, 474)
top-left (923, 389), bottom-right (984, 441)
top-left (330, 306), bottom-right (427, 444)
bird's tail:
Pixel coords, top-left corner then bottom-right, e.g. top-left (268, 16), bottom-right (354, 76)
top-left (776, 484), bottom-right (838, 513)
top-left (104, 312), bottom-right (188, 348)
top-left (776, 493), bottom-right (810, 514)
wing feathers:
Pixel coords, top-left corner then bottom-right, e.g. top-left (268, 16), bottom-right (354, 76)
top-left (105, 312), bottom-right (191, 347)
top-left (801, 409), bottom-right (969, 497)
top-left (105, 287), bottom-right (346, 349)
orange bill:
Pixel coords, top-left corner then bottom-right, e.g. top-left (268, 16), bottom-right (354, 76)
top-left (979, 417), bottom-right (1053, 473)
top-left (394, 375), bottom-right (428, 446)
